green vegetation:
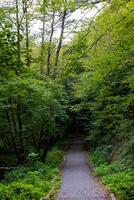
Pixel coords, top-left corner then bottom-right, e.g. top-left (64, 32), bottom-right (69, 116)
top-left (0, 149), bottom-right (64, 200)
top-left (89, 149), bottom-right (134, 200)
top-left (62, 0), bottom-right (134, 199)
top-left (0, 0), bottom-right (133, 199)
top-left (0, 72), bottom-right (68, 163)
top-left (70, 0), bottom-right (134, 158)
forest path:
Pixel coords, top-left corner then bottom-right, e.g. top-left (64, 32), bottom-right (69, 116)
top-left (56, 136), bottom-right (107, 200)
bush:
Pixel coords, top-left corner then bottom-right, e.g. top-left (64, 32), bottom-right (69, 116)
top-left (89, 149), bottom-right (108, 167)
top-left (102, 170), bottom-right (134, 200)
top-left (9, 182), bottom-right (44, 200)
top-left (0, 184), bottom-right (11, 200)
top-left (0, 149), bottom-right (64, 200)
top-left (94, 162), bottom-right (122, 176)
top-left (89, 151), bottom-right (134, 200)
top-left (5, 166), bottom-right (30, 181)
top-left (46, 149), bottom-right (64, 167)
top-left (0, 168), bottom-right (58, 200)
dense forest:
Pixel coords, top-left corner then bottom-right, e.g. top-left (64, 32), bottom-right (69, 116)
top-left (0, 0), bottom-right (134, 199)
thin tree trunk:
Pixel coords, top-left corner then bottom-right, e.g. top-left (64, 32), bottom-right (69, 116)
top-left (22, 0), bottom-right (30, 67)
top-left (41, 146), bottom-right (48, 162)
top-left (7, 110), bottom-right (20, 163)
top-left (15, 0), bottom-right (21, 68)
top-left (47, 11), bottom-right (55, 76)
top-left (55, 10), bottom-right (66, 66)
top-left (41, 142), bottom-right (49, 162)
top-left (10, 97), bottom-right (26, 164)
top-left (17, 102), bottom-right (27, 164)
top-left (32, 132), bottom-right (38, 150)
top-left (25, 4), bottom-right (30, 67)
top-left (41, 133), bottom-right (51, 163)
top-left (40, 9), bottom-right (46, 74)
top-left (54, 4), bottom-right (67, 78)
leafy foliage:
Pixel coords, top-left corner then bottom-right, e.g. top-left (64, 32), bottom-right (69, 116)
top-left (59, 1), bottom-right (134, 198)
top-left (67, 0), bottom-right (134, 166)
top-left (0, 70), bottom-right (68, 162)
top-left (89, 150), bottom-right (134, 200)
top-left (0, 149), bottom-right (63, 200)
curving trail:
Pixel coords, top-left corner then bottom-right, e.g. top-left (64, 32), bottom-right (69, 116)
top-left (56, 137), bottom-right (107, 200)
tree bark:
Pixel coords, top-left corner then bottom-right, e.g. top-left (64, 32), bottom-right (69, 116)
top-left (15, 0), bottom-right (21, 68)
top-left (41, 133), bottom-right (51, 163)
top-left (40, 9), bottom-right (46, 74)
top-left (54, 6), bottom-right (67, 78)
top-left (46, 11), bottom-right (55, 76)
top-left (10, 97), bottom-right (26, 164)
top-left (17, 101), bottom-right (27, 164)
top-left (7, 110), bottom-right (20, 163)
top-left (55, 10), bottom-right (67, 66)
top-left (25, 2), bottom-right (30, 67)
top-left (41, 144), bottom-right (48, 162)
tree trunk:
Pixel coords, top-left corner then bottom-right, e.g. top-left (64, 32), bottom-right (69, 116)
top-left (15, 0), bottom-right (21, 69)
top-left (46, 11), bottom-right (55, 76)
top-left (17, 102), bottom-right (27, 164)
top-left (32, 131), bottom-right (38, 150)
top-left (40, 9), bottom-right (46, 74)
top-left (41, 134), bottom-right (51, 163)
top-left (41, 144), bottom-right (49, 163)
top-left (10, 98), bottom-right (26, 164)
top-left (25, 3), bottom-right (30, 67)
top-left (7, 110), bottom-right (20, 164)
top-left (54, 3), bottom-right (67, 78)
top-left (55, 10), bottom-right (67, 66)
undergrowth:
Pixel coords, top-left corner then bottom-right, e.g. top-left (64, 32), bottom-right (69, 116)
top-left (0, 149), bottom-right (64, 200)
top-left (89, 148), bottom-right (134, 200)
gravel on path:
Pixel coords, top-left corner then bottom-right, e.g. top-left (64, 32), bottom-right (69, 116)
top-left (56, 137), bottom-right (107, 200)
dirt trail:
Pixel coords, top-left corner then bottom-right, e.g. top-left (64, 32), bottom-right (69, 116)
top-left (56, 137), bottom-right (107, 200)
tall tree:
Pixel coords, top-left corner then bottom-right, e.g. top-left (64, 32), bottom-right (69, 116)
top-left (15, 0), bottom-right (21, 69)
top-left (54, 0), bottom-right (67, 78)
top-left (46, 11), bottom-right (55, 76)
top-left (40, 0), bottom-right (48, 74)
top-left (23, 0), bottom-right (31, 67)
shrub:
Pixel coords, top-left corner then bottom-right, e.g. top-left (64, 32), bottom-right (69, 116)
top-left (90, 151), bottom-right (134, 200)
top-left (94, 162), bottom-right (122, 176)
top-left (5, 166), bottom-right (30, 181)
top-left (102, 170), bottom-right (134, 200)
top-left (0, 184), bottom-right (11, 200)
top-left (89, 150), bottom-right (108, 167)
top-left (46, 149), bottom-right (64, 167)
top-left (0, 148), bottom-right (64, 200)
top-left (9, 182), bottom-right (45, 200)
